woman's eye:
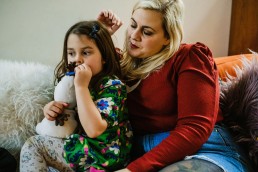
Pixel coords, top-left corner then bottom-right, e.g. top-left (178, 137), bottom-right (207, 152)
top-left (143, 30), bottom-right (152, 36)
top-left (130, 24), bottom-right (137, 29)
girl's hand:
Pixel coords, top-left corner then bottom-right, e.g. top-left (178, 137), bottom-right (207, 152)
top-left (97, 10), bottom-right (123, 35)
top-left (74, 64), bottom-right (92, 88)
top-left (43, 101), bottom-right (68, 121)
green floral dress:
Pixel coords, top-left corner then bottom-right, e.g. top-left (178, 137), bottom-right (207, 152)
top-left (63, 76), bottom-right (133, 172)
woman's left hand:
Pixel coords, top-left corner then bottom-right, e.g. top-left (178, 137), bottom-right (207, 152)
top-left (97, 10), bottom-right (123, 35)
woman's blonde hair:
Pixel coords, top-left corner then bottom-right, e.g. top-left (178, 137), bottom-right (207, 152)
top-left (121, 0), bottom-right (184, 81)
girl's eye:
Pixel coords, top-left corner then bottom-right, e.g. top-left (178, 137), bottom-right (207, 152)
top-left (83, 51), bottom-right (89, 56)
top-left (67, 51), bottom-right (75, 57)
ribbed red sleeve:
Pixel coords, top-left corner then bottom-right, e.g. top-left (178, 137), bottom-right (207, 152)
top-left (127, 42), bottom-right (221, 172)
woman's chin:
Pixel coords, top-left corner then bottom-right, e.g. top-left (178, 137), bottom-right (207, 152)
top-left (128, 50), bottom-right (142, 59)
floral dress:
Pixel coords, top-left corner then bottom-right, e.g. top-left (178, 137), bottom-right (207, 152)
top-left (63, 76), bottom-right (133, 172)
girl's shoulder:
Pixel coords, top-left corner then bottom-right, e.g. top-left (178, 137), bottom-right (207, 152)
top-left (99, 75), bottom-right (125, 89)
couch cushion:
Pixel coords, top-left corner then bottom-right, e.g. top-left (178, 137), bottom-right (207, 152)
top-left (214, 54), bottom-right (255, 81)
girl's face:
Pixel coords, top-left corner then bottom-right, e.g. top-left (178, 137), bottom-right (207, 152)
top-left (67, 34), bottom-right (104, 76)
top-left (127, 9), bottom-right (170, 58)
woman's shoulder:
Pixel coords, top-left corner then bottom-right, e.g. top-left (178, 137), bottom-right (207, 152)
top-left (178, 42), bottom-right (212, 56)
top-left (171, 42), bottom-right (213, 62)
top-left (166, 42), bottom-right (214, 72)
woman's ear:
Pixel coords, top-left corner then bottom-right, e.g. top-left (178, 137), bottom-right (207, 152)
top-left (164, 38), bottom-right (170, 46)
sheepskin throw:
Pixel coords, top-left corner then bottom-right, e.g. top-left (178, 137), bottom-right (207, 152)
top-left (220, 53), bottom-right (258, 169)
top-left (0, 60), bottom-right (54, 159)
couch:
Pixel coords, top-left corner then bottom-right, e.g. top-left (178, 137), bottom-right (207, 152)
top-left (0, 53), bottom-right (257, 171)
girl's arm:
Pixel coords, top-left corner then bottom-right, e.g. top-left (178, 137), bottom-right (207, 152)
top-left (74, 64), bottom-right (107, 138)
top-left (43, 101), bottom-right (68, 121)
top-left (75, 87), bottom-right (108, 138)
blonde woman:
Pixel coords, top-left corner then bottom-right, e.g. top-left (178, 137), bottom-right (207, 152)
top-left (98, 0), bottom-right (254, 171)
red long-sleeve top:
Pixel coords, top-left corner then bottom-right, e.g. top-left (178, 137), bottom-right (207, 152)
top-left (127, 42), bottom-right (223, 172)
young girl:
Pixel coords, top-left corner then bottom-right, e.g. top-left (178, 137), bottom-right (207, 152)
top-left (20, 20), bottom-right (133, 172)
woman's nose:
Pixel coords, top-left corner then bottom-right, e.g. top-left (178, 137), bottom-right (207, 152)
top-left (131, 29), bottom-right (141, 41)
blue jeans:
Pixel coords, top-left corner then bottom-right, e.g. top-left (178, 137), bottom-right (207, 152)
top-left (132, 124), bottom-right (254, 172)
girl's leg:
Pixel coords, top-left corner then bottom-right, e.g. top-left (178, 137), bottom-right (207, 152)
top-left (20, 135), bottom-right (73, 172)
top-left (159, 159), bottom-right (224, 172)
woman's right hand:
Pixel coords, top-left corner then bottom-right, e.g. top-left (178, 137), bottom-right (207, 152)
top-left (97, 10), bottom-right (123, 35)
top-left (43, 101), bottom-right (68, 121)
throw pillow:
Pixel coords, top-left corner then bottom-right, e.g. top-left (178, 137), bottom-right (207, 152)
top-left (0, 60), bottom-right (54, 160)
top-left (220, 53), bottom-right (258, 169)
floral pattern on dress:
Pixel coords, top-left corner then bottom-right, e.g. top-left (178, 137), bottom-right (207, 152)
top-left (63, 76), bottom-right (133, 172)
top-left (96, 97), bottom-right (115, 114)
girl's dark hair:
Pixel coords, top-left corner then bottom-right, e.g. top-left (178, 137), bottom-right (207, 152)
top-left (54, 20), bottom-right (121, 90)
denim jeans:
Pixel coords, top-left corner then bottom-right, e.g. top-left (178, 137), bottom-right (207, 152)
top-left (132, 124), bottom-right (254, 172)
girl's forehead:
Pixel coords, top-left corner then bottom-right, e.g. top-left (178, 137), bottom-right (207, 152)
top-left (68, 34), bottom-right (89, 41)
top-left (68, 34), bottom-right (93, 45)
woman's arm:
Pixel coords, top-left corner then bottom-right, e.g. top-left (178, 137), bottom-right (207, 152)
top-left (97, 10), bottom-right (123, 35)
top-left (127, 43), bottom-right (220, 171)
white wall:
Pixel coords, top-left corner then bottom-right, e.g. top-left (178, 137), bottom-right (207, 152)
top-left (0, 0), bottom-right (232, 66)
top-left (183, 0), bottom-right (232, 58)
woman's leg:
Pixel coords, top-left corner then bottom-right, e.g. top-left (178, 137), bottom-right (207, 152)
top-left (168, 124), bottom-right (254, 172)
top-left (159, 159), bottom-right (224, 172)
top-left (133, 124), bottom-right (254, 172)
top-left (20, 135), bottom-right (73, 172)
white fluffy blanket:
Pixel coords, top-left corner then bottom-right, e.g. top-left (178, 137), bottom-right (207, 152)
top-left (0, 60), bottom-right (54, 158)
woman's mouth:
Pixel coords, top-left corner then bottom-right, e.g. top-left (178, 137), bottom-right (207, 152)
top-left (130, 42), bottom-right (139, 49)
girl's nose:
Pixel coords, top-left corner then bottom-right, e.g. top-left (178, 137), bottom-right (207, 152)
top-left (74, 55), bottom-right (83, 65)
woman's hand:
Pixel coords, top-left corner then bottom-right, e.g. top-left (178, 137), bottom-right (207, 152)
top-left (43, 101), bottom-right (68, 121)
top-left (97, 10), bottom-right (123, 35)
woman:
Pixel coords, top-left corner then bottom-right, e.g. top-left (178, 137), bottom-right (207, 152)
top-left (97, 0), bottom-right (254, 171)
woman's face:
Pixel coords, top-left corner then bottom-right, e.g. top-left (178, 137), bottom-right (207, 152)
top-left (67, 34), bottom-right (104, 76)
top-left (127, 9), bottom-right (170, 58)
